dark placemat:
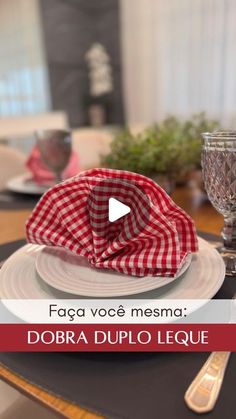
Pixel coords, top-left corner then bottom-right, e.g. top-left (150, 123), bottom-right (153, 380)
top-left (0, 239), bottom-right (26, 258)
top-left (0, 190), bottom-right (39, 210)
top-left (0, 234), bottom-right (235, 419)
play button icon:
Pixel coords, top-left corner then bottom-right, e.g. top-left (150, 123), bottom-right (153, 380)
top-left (108, 197), bottom-right (131, 222)
top-left (88, 177), bottom-right (150, 238)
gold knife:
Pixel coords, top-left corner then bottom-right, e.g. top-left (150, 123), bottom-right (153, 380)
top-left (185, 351), bottom-right (231, 413)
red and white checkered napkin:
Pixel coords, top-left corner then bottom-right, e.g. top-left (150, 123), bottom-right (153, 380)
top-left (26, 168), bottom-right (198, 277)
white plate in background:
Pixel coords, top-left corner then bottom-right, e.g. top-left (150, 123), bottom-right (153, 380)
top-left (6, 174), bottom-right (50, 195)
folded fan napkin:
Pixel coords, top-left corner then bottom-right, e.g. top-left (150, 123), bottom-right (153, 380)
top-left (26, 168), bottom-right (198, 277)
top-left (26, 145), bottom-right (80, 184)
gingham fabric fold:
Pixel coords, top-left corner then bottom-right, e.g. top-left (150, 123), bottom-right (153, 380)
top-left (26, 168), bottom-right (198, 277)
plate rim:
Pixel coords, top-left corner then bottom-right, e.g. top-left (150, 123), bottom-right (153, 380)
top-left (0, 236), bottom-right (226, 299)
top-left (35, 245), bottom-right (192, 297)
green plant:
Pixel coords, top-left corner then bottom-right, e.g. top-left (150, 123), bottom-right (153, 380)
top-left (180, 112), bottom-right (220, 170)
top-left (101, 113), bottom-right (220, 178)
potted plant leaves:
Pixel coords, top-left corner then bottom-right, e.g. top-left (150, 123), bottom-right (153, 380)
top-left (101, 113), bottom-right (220, 194)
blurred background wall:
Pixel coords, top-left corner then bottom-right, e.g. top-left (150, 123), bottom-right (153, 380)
top-left (0, 0), bottom-right (50, 117)
top-left (0, 0), bottom-right (124, 128)
top-left (40, 0), bottom-right (124, 127)
top-left (1, 0), bottom-right (236, 129)
top-left (121, 0), bottom-right (236, 127)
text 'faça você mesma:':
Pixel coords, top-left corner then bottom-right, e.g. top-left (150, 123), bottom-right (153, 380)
top-left (49, 304), bottom-right (187, 322)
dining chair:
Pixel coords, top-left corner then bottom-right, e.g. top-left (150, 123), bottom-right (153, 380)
top-left (72, 128), bottom-right (113, 170)
top-left (0, 381), bottom-right (58, 418)
top-left (0, 146), bottom-right (27, 190)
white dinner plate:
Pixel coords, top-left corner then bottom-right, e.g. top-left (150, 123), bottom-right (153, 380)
top-left (35, 247), bottom-right (192, 297)
top-left (0, 237), bottom-right (225, 300)
top-left (6, 174), bottom-right (50, 195)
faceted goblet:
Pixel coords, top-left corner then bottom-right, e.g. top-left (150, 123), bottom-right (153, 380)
top-left (202, 131), bottom-right (236, 276)
top-left (35, 129), bottom-right (71, 183)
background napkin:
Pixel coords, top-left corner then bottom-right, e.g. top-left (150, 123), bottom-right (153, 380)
top-left (26, 145), bottom-right (80, 184)
top-left (26, 168), bottom-right (198, 277)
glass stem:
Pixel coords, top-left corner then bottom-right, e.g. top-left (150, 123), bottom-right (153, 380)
top-left (55, 172), bottom-right (62, 184)
top-left (221, 217), bottom-right (236, 251)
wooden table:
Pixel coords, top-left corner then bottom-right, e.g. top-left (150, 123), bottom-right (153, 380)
top-left (0, 186), bottom-right (223, 418)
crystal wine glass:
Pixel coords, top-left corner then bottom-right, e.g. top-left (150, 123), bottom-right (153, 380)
top-left (35, 129), bottom-right (71, 183)
top-left (202, 130), bottom-right (236, 276)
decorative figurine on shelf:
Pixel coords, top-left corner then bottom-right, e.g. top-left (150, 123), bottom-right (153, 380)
top-left (85, 43), bottom-right (113, 127)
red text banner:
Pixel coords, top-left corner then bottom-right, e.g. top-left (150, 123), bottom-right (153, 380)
top-left (1, 324), bottom-right (236, 352)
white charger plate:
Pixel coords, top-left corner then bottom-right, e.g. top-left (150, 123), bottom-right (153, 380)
top-left (0, 237), bottom-right (225, 299)
top-left (6, 174), bottom-right (50, 195)
top-left (35, 246), bottom-right (192, 297)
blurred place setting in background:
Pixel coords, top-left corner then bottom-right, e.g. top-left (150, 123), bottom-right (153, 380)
top-left (1, 1), bottom-right (236, 419)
